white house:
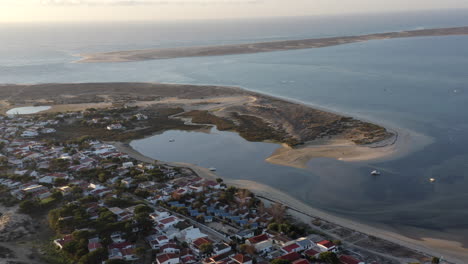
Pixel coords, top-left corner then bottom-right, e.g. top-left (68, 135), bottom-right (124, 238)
top-left (183, 227), bottom-right (208, 243)
top-left (316, 240), bottom-right (337, 253)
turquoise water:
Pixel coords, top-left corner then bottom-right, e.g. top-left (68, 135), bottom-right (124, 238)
top-left (1, 10), bottom-right (468, 247)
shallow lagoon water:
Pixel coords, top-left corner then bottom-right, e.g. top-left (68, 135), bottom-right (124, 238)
top-left (6, 106), bottom-right (51, 115)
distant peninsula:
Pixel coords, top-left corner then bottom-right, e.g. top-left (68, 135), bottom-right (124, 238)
top-left (78, 26), bottom-right (468, 63)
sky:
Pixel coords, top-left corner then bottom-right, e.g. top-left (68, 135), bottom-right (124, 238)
top-left (1, 0), bottom-right (468, 23)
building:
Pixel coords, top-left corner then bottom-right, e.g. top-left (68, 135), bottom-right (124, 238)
top-left (316, 240), bottom-right (337, 253)
top-left (339, 255), bottom-right (366, 264)
top-left (231, 254), bottom-right (253, 264)
top-left (53, 235), bottom-right (73, 249)
top-left (156, 253), bottom-right (180, 264)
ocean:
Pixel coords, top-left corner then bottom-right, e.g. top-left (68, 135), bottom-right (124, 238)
top-left (1, 9), bottom-right (468, 253)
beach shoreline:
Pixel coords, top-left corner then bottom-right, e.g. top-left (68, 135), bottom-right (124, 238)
top-left (112, 141), bottom-right (467, 263)
top-left (77, 26), bottom-right (468, 63)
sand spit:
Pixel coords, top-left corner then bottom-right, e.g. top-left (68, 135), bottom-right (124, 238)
top-left (78, 26), bottom-right (468, 63)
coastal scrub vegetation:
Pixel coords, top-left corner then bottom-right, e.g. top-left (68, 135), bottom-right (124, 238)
top-left (182, 110), bottom-right (301, 146)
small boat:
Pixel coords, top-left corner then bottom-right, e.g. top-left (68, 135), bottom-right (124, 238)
top-left (169, 139), bottom-right (175, 142)
top-left (429, 178), bottom-right (436, 183)
top-left (371, 170), bottom-right (381, 176)
top-left (209, 167), bottom-right (217, 172)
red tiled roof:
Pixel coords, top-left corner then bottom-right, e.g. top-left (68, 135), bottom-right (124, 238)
top-left (157, 235), bottom-right (169, 241)
top-left (181, 255), bottom-right (196, 263)
top-left (193, 237), bottom-right (213, 248)
top-left (277, 252), bottom-right (301, 262)
top-left (304, 249), bottom-right (319, 257)
top-left (161, 243), bottom-right (179, 250)
top-left (317, 240), bottom-right (335, 249)
top-left (247, 234), bottom-right (269, 244)
top-left (157, 253), bottom-right (179, 264)
top-left (292, 259), bottom-right (309, 264)
top-left (232, 254), bottom-right (252, 264)
top-left (339, 255), bottom-right (361, 264)
top-left (160, 216), bottom-right (177, 224)
top-left (121, 247), bottom-right (136, 256)
top-left (108, 242), bottom-right (131, 249)
top-left (88, 242), bottom-right (103, 250)
top-left (282, 243), bottom-right (300, 253)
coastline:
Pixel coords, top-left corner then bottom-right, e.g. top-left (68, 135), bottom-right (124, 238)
top-left (113, 141), bottom-right (467, 263)
top-left (266, 126), bottom-right (434, 168)
top-left (0, 82), bottom-right (401, 166)
top-left (77, 26), bottom-right (468, 63)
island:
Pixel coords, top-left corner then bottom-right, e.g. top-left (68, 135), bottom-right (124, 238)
top-left (77, 26), bottom-right (468, 63)
top-left (0, 83), bottom-right (396, 168)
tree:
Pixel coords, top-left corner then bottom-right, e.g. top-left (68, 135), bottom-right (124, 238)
top-left (268, 223), bottom-right (279, 232)
top-left (216, 178), bottom-right (223, 183)
top-left (200, 243), bottom-right (213, 255)
top-left (196, 214), bottom-right (205, 223)
top-left (135, 247), bottom-right (146, 257)
top-left (134, 204), bottom-right (153, 215)
top-left (271, 259), bottom-right (291, 264)
top-left (239, 244), bottom-right (256, 256)
top-left (79, 248), bottom-right (108, 264)
top-left (319, 252), bottom-right (339, 264)
top-left (19, 200), bottom-right (40, 213)
top-left (269, 203), bottom-right (286, 223)
top-left (432, 257), bottom-right (440, 264)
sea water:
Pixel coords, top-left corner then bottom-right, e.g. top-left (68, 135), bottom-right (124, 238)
top-left (1, 10), bottom-right (468, 246)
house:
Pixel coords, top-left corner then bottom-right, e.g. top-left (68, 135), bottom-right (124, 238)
top-left (276, 252), bottom-right (301, 263)
top-left (108, 242), bottom-right (137, 261)
top-left (303, 249), bottom-right (320, 259)
top-left (316, 240), bottom-right (337, 253)
top-left (281, 243), bottom-right (301, 254)
top-left (236, 229), bottom-right (255, 240)
top-left (160, 243), bottom-right (180, 254)
top-left (191, 237), bottom-right (213, 256)
top-left (110, 232), bottom-right (126, 243)
top-left (213, 242), bottom-right (231, 255)
top-left (231, 254), bottom-right (253, 264)
top-left (53, 234), bottom-right (73, 249)
top-left (246, 234), bottom-right (269, 245)
top-left (203, 251), bottom-right (235, 264)
top-left (183, 227), bottom-right (208, 243)
top-left (88, 242), bottom-right (103, 252)
top-left (295, 238), bottom-right (313, 251)
top-left (154, 235), bottom-right (170, 247)
top-left (122, 161), bottom-right (134, 168)
top-left (158, 216), bottom-right (180, 230)
top-left (107, 123), bottom-right (124, 130)
top-left (246, 234), bottom-right (272, 254)
top-left (292, 259), bottom-right (310, 264)
top-left (156, 253), bottom-right (180, 264)
top-left (339, 255), bottom-right (365, 264)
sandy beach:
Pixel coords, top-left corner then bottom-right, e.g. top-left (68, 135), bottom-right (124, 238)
top-left (113, 141), bottom-right (468, 263)
top-left (77, 26), bottom-right (468, 63)
top-left (266, 126), bottom-right (434, 168)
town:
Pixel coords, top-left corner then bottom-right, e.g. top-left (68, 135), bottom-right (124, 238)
top-left (0, 107), bottom-right (441, 264)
